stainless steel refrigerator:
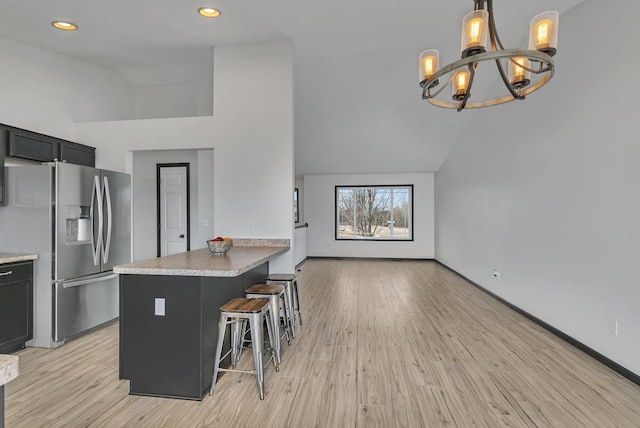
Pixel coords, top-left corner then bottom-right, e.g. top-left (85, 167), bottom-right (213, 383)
top-left (0, 162), bottom-right (131, 347)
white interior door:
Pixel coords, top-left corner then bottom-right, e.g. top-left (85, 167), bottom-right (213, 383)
top-left (158, 165), bottom-right (189, 256)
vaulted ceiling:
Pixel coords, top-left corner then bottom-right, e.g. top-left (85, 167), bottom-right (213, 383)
top-left (0, 0), bottom-right (583, 176)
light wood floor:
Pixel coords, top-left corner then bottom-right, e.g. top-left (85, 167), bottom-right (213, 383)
top-left (6, 259), bottom-right (640, 427)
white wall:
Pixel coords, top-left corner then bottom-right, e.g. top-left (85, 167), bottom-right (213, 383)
top-left (0, 36), bottom-right (213, 124)
top-left (0, 38), bottom-right (133, 135)
top-left (131, 149), bottom-right (214, 261)
top-left (294, 44), bottom-right (468, 177)
top-left (435, 0), bottom-right (640, 375)
top-left (305, 173), bottom-right (434, 258)
top-left (76, 41), bottom-right (295, 273)
top-left (294, 226), bottom-right (307, 266)
top-left (122, 58), bottom-right (214, 120)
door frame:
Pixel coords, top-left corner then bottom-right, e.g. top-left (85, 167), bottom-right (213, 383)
top-left (156, 163), bottom-right (191, 257)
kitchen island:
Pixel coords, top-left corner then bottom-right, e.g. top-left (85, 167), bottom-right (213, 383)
top-left (114, 241), bottom-right (289, 400)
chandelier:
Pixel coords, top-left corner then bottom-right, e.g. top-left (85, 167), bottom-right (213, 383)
top-left (419, 0), bottom-right (558, 111)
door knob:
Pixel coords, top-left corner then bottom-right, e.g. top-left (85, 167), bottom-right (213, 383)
top-left (179, 234), bottom-right (185, 238)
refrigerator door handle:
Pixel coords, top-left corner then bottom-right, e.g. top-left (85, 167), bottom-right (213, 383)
top-left (103, 176), bottom-right (113, 264)
top-left (90, 175), bottom-right (103, 266)
top-left (61, 273), bottom-right (119, 288)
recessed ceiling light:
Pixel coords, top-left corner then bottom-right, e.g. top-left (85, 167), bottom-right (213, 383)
top-left (198, 7), bottom-right (221, 18)
top-left (52, 21), bottom-right (78, 31)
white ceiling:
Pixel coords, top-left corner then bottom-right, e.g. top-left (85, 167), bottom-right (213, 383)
top-left (0, 0), bottom-right (583, 175)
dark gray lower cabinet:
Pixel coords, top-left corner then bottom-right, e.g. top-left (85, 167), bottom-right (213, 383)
top-left (0, 128), bottom-right (7, 206)
top-left (119, 262), bottom-right (268, 400)
top-left (0, 261), bottom-right (33, 354)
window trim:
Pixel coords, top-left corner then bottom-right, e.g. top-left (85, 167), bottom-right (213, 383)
top-left (335, 184), bottom-right (414, 242)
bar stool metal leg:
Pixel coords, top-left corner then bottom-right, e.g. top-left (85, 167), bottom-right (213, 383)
top-left (230, 317), bottom-right (241, 368)
top-left (293, 279), bottom-right (303, 325)
top-left (281, 290), bottom-right (292, 345)
top-left (209, 313), bottom-right (228, 396)
top-left (284, 282), bottom-right (296, 338)
top-left (264, 308), bottom-right (279, 373)
top-left (248, 313), bottom-right (265, 399)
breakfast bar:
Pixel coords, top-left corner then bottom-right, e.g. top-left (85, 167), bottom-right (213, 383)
top-left (114, 240), bottom-right (289, 400)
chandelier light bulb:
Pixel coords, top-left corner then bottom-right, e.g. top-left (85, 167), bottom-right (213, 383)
top-left (452, 70), bottom-right (470, 101)
top-left (535, 20), bottom-right (552, 49)
top-left (424, 56), bottom-right (436, 77)
top-left (419, 49), bottom-right (439, 82)
top-left (468, 19), bottom-right (483, 45)
top-left (509, 57), bottom-right (531, 89)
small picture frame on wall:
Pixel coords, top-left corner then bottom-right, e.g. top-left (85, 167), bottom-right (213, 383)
top-left (294, 188), bottom-right (299, 223)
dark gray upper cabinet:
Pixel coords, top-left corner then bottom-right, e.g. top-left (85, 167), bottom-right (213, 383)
top-left (7, 130), bottom-right (60, 162)
top-left (59, 141), bottom-right (96, 167)
top-left (2, 124), bottom-right (95, 167)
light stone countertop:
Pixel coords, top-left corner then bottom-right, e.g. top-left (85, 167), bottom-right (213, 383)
top-left (114, 245), bottom-right (289, 277)
top-left (0, 253), bottom-right (38, 265)
top-left (0, 355), bottom-right (19, 386)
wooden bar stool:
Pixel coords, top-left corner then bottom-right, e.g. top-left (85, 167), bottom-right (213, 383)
top-left (266, 273), bottom-right (302, 338)
top-left (209, 297), bottom-right (279, 400)
top-left (245, 284), bottom-right (292, 365)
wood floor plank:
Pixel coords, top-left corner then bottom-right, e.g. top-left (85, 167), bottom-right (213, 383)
top-left (356, 404), bottom-right (394, 428)
top-left (4, 259), bottom-right (640, 427)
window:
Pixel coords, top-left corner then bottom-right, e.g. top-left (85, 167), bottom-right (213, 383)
top-left (336, 185), bottom-right (413, 241)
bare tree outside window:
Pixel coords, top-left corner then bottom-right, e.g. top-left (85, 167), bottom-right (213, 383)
top-left (336, 185), bottom-right (413, 240)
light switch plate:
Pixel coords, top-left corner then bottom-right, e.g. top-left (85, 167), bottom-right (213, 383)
top-left (155, 298), bottom-right (165, 316)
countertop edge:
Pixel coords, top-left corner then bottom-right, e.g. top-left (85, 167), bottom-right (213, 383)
top-left (114, 246), bottom-right (289, 277)
top-left (0, 355), bottom-right (19, 386)
top-left (0, 253), bottom-right (39, 265)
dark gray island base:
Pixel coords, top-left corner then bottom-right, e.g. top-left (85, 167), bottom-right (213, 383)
top-left (116, 244), bottom-right (288, 400)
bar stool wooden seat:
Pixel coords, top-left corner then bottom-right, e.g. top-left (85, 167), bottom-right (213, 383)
top-left (209, 297), bottom-right (279, 400)
top-left (245, 284), bottom-right (292, 365)
top-left (266, 273), bottom-right (302, 337)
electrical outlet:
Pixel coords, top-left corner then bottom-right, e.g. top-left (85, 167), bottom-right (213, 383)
top-left (202, 219), bottom-right (209, 227)
top-left (608, 319), bottom-right (619, 336)
top-left (493, 269), bottom-right (501, 280)
top-left (248, 222), bottom-right (256, 232)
